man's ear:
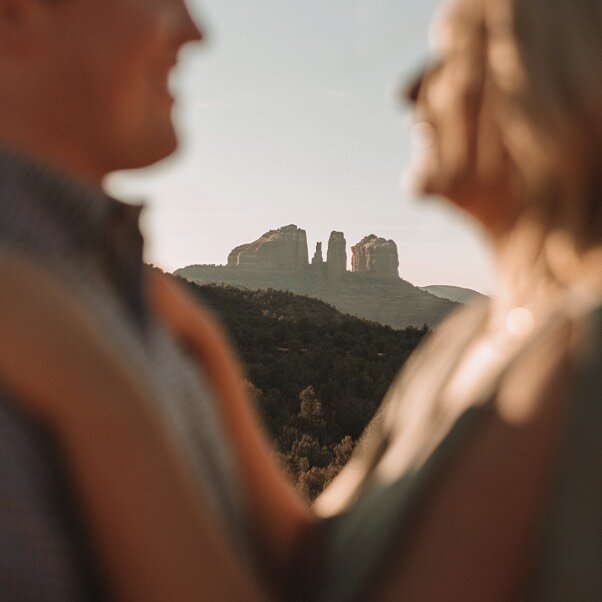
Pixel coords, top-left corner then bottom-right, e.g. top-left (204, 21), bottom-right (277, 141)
top-left (0, 0), bottom-right (45, 55)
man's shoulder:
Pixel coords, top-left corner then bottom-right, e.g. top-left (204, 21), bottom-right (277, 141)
top-left (0, 249), bottom-right (141, 421)
top-left (0, 247), bottom-right (78, 308)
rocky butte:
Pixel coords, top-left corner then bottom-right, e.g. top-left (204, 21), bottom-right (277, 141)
top-left (351, 235), bottom-right (399, 279)
top-left (227, 225), bottom-right (308, 271)
top-left (176, 225), bottom-right (459, 329)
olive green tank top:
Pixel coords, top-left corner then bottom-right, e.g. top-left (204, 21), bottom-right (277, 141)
top-left (315, 303), bottom-right (601, 601)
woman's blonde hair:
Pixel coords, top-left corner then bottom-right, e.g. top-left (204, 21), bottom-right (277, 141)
top-left (484, 0), bottom-right (602, 248)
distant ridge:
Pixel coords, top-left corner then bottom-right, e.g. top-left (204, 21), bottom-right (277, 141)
top-left (175, 225), bottom-right (458, 329)
top-left (420, 285), bottom-right (487, 305)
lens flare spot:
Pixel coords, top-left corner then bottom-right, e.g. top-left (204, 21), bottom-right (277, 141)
top-left (505, 307), bottom-right (534, 338)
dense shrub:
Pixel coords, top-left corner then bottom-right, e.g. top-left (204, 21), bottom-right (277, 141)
top-left (179, 277), bottom-right (428, 500)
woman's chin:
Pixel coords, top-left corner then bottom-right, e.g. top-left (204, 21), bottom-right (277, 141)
top-left (401, 164), bottom-right (443, 198)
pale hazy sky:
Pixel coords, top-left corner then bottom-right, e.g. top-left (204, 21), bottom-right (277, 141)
top-left (107, 0), bottom-right (495, 293)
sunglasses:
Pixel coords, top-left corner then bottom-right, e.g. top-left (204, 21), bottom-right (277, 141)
top-left (397, 57), bottom-right (444, 106)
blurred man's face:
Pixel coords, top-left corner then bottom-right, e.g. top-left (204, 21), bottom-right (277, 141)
top-left (37, 0), bottom-right (202, 175)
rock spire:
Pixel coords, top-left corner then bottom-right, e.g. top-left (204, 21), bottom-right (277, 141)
top-left (312, 242), bottom-right (324, 265)
top-left (327, 231), bottom-right (347, 279)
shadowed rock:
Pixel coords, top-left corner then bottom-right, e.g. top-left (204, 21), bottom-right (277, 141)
top-left (312, 242), bottom-right (324, 265)
top-left (327, 231), bottom-right (347, 279)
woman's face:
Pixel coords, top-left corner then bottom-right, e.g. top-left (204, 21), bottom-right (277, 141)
top-left (407, 0), bottom-right (520, 236)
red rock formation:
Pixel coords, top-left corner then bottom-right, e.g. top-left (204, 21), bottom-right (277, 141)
top-left (227, 244), bottom-right (251, 267)
top-left (326, 231), bottom-right (347, 279)
top-left (177, 227), bottom-right (458, 328)
top-left (351, 235), bottom-right (399, 279)
top-left (228, 225), bottom-right (309, 271)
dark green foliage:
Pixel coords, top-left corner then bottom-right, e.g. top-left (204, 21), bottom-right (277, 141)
top-left (177, 276), bottom-right (428, 500)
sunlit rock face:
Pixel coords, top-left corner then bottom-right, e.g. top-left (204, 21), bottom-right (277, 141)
top-left (228, 225), bottom-right (309, 271)
top-left (227, 244), bottom-right (251, 267)
top-left (351, 235), bottom-right (399, 279)
top-left (327, 231), bottom-right (347, 279)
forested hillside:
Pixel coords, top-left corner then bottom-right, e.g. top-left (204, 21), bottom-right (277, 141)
top-left (178, 276), bottom-right (428, 499)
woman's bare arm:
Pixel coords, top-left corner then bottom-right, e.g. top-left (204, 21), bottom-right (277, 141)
top-left (0, 253), bottom-right (266, 601)
top-left (372, 325), bottom-right (576, 600)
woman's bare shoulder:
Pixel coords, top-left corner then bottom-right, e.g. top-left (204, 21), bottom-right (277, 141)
top-left (497, 302), bottom-right (602, 424)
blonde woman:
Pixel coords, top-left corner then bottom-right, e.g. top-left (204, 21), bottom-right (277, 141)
top-left (314, 0), bottom-right (602, 597)
top-left (0, 0), bottom-right (599, 599)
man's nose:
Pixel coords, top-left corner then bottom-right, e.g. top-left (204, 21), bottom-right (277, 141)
top-left (178, 0), bottom-right (205, 45)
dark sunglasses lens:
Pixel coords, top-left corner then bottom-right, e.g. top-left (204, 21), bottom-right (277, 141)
top-left (398, 62), bottom-right (428, 105)
top-left (398, 57), bottom-right (444, 106)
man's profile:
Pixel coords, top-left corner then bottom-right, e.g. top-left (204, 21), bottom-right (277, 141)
top-left (0, 0), bottom-right (276, 597)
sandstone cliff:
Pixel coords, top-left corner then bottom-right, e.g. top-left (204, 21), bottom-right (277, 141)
top-left (176, 225), bottom-right (458, 328)
top-left (227, 244), bottom-right (251, 267)
top-left (351, 235), bottom-right (399, 279)
top-left (227, 225), bottom-right (308, 271)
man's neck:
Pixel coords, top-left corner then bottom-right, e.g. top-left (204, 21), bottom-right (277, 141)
top-left (0, 111), bottom-right (106, 187)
